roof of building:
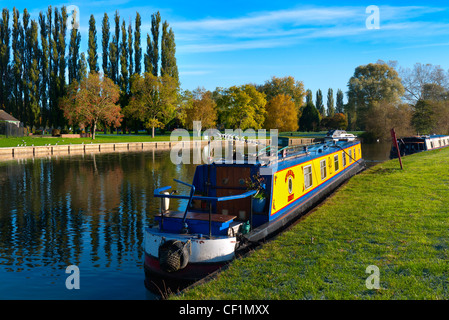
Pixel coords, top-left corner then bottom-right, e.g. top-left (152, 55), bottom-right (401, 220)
top-left (0, 110), bottom-right (20, 122)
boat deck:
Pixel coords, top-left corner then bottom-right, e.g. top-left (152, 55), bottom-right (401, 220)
top-left (156, 211), bottom-right (237, 223)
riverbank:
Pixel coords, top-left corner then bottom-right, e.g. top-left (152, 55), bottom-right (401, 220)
top-left (173, 147), bottom-right (449, 299)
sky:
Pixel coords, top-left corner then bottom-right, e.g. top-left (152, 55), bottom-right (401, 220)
top-left (5, 0), bottom-right (449, 101)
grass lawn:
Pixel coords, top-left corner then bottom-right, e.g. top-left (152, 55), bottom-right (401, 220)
top-left (0, 133), bottom-right (175, 148)
top-left (174, 147), bottom-right (449, 300)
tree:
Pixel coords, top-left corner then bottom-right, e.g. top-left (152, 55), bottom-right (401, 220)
top-left (411, 100), bottom-right (435, 134)
top-left (144, 12), bottom-right (161, 76)
top-left (161, 20), bottom-right (179, 86)
top-left (68, 9), bottom-right (81, 84)
top-left (299, 101), bottom-right (320, 132)
top-left (134, 12), bottom-right (142, 75)
top-left (183, 87), bottom-right (217, 130)
top-left (101, 13), bottom-right (110, 77)
top-left (365, 100), bottom-right (413, 141)
top-left (88, 14), bottom-right (98, 73)
top-left (0, 8), bottom-right (10, 113)
top-left (327, 88), bottom-right (335, 117)
top-left (315, 89), bottom-right (325, 117)
top-left (39, 12), bottom-right (49, 126)
top-left (216, 85), bottom-right (267, 130)
top-left (124, 72), bottom-right (178, 138)
top-left (347, 62), bottom-right (404, 130)
top-left (257, 76), bottom-right (305, 118)
top-left (305, 89), bottom-right (313, 105)
top-left (127, 23), bottom-right (133, 77)
top-left (60, 72), bottom-right (122, 139)
top-left (320, 113), bottom-right (348, 130)
top-left (119, 20), bottom-right (128, 92)
top-left (400, 63), bottom-right (448, 104)
top-left (336, 89), bottom-right (344, 114)
top-left (264, 94), bottom-right (298, 132)
top-left (27, 20), bottom-right (40, 129)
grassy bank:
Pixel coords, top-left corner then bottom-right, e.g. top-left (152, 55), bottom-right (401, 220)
top-left (174, 147), bottom-right (449, 300)
top-left (0, 133), bottom-right (174, 148)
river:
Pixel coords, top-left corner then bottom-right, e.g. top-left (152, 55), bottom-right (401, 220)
top-left (0, 142), bottom-right (391, 300)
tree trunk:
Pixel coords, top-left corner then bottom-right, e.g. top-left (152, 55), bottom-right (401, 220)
top-left (152, 126), bottom-right (155, 138)
top-left (92, 121), bottom-right (97, 139)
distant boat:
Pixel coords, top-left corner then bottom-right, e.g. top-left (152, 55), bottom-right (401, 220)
top-left (390, 134), bottom-right (449, 159)
top-left (324, 130), bottom-right (357, 142)
top-left (143, 130), bottom-right (365, 282)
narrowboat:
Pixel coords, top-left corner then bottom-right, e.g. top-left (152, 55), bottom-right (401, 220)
top-left (143, 130), bottom-right (365, 282)
top-left (390, 134), bottom-right (449, 159)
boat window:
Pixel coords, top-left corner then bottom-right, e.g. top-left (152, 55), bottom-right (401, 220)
top-left (320, 160), bottom-right (327, 180)
top-left (349, 149), bottom-right (352, 163)
top-left (342, 152), bottom-right (346, 167)
top-left (334, 154), bottom-right (339, 171)
top-left (304, 165), bottom-right (313, 189)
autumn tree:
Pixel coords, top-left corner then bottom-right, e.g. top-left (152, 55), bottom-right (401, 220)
top-left (264, 94), bottom-right (298, 132)
top-left (183, 87), bottom-right (217, 130)
top-left (60, 72), bottom-right (122, 139)
top-left (257, 75), bottom-right (305, 120)
top-left (216, 85), bottom-right (266, 130)
top-left (124, 72), bottom-right (178, 138)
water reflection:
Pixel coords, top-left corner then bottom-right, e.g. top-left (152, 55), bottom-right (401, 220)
top-left (0, 150), bottom-right (197, 299)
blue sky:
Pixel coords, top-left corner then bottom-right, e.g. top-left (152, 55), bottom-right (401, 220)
top-left (6, 0), bottom-right (449, 101)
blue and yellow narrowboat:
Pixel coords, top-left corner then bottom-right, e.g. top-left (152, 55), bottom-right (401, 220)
top-left (143, 130), bottom-right (365, 281)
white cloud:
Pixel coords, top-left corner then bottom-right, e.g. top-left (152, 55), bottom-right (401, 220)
top-left (172, 5), bottom-right (449, 54)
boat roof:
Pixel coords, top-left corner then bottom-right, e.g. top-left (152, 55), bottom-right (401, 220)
top-left (211, 139), bottom-right (360, 171)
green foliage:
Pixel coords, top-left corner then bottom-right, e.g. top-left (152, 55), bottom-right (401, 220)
top-left (216, 84), bottom-right (267, 130)
top-left (299, 101), bottom-right (320, 131)
top-left (87, 14), bottom-right (98, 73)
top-left (316, 89), bottom-right (325, 117)
top-left (347, 62), bottom-right (405, 130)
top-left (124, 72), bottom-right (178, 137)
top-left (327, 88), bottom-right (335, 117)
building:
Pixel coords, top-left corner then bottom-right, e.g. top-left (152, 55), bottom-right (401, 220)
top-left (0, 110), bottom-right (22, 137)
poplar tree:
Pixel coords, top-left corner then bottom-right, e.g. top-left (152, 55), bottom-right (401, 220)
top-left (336, 89), bottom-right (344, 114)
top-left (28, 20), bottom-right (40, 129)
top-left (316, 89), bottom-right (325, 118)
top-left (12, 8), bottom-right (23, 120)
top-left (119, 20), bottom-right (128, 92)
top-left (39, 12), bottom-right (49, 126)
top-left (79, 52), bottom-right (88, 82)
top-left (22, 8), bottom-right (30, 125)
top-left (113, 11), bottom-right (120, 82)
top-left (0, 8), bottom-right (10, 112)
top-left (144, 11), bottom-right (160, 76)
top-left (128, 23), bottom-right (133, 77)
top-left (102, 13), bottom-right (110, 77)
top-left (161, 20), bottom-right (179, 85)
top-left (88, 14), bottom-right (98, 73)
top-left (134, 12), bottom-right (142, 75)
top-left (68, 10), bottom-right (81, 83)
top-left (327, 88), bottom-right (335, 117)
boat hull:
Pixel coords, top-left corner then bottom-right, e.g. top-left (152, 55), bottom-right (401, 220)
top-left (143, 229), bottom-right (237, 281)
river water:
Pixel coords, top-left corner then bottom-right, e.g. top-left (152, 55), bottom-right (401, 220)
top-left (0, 143), bottom-right (391, 300)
